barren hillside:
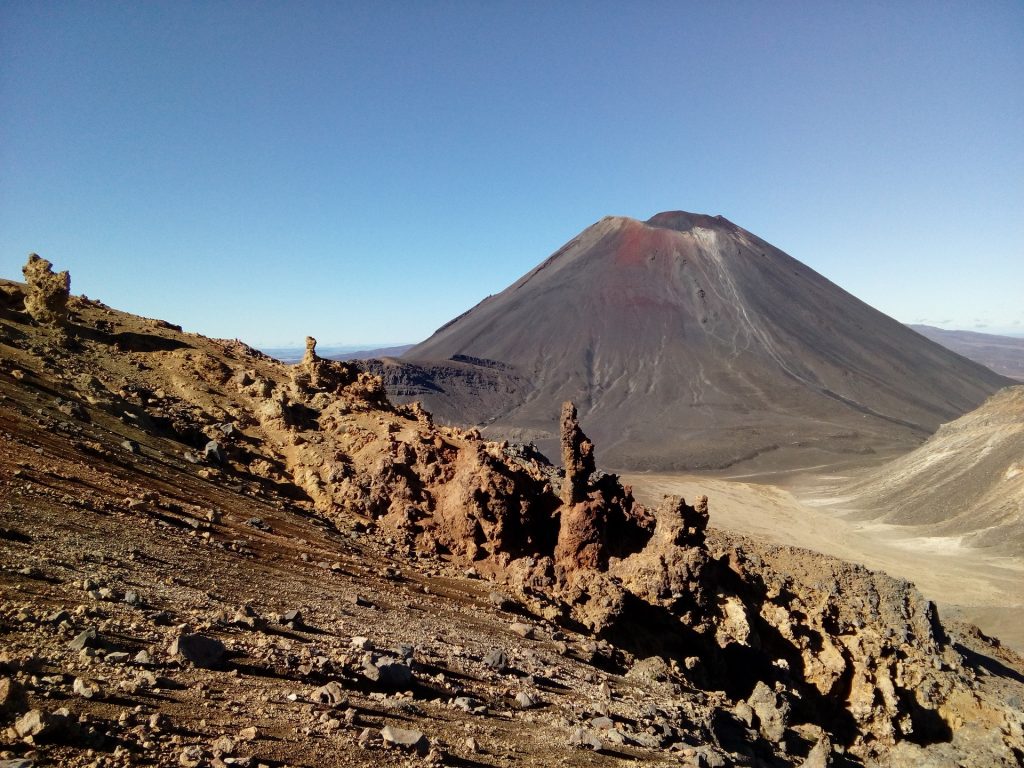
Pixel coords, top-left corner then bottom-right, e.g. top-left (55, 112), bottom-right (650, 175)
top-left (839, 385), bottom-right (1024, 556)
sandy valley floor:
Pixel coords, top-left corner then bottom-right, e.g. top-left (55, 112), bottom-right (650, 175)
top-left (624, 469), bottom-right (1024, 654)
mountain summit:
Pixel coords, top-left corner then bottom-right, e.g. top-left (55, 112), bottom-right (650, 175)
top-left (396, 211), bottom-right (1010, 469)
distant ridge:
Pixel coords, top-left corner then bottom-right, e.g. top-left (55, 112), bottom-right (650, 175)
top-left (391, 211), bottom-right (1011, 470)
top-left (908, 325), bottom-right (1024, 381)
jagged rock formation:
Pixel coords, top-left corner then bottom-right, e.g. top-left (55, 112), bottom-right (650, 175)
top-left (21, 253), bottom-right (70, 327)
top-left (398, 212), bottom-right (1012, 470)
top-left (1, 260), bottom-right (1022, 767)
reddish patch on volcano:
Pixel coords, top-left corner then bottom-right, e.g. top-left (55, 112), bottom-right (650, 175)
top-left (613, 220), bottom-right (676, 266)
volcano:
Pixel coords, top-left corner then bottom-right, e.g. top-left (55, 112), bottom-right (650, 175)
top-left (391, 212), bottom-right (1011, 470)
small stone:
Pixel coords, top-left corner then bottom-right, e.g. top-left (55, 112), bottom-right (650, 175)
top-left (179, 746), bottom-right (203, 767)
top-left (630, 732), bottom-right (662, 749)
top-left (514, 691), bottom-right (537, 709)
top-left (380, 725), bottom-right (429, 755)
top-left (452, 696), bottom-right (485, 714)
top-left (625, 656), bottom-right (671, 683)
top-left (483, 649), bottom-right (509, 672)
top-left (357, 727), bottom-right (378, 747)
top-left (211, 735), bottom-right (235, 755)
top-left (121, 440), bottom-right (140, 454)
top-left (312, 681), bottom-right (348, 707)
top-left (350, 636), bottom-right (372, 650)
top-left (134, 649), bottom-right (153, 665)
top-left (231, 605), bottom-right (262, 630)
top-left (105, 651), bottom-right (130, 664)
top-left (568, 727), bottom-right (602, 751)
top-left (605, 728), bottom-right (628, 745)
top-left (44, 609), bottom-right (71, 625)
top-left (204, 440), bottom-right (225, 464)
top-left (510, 622), bottom-right (534, 639)
top-left (800, 730), bottom-right (832, 768)
top-left (14, 708), bottom-right (71, 740)
top-left (733, 701), bottom-right (755, 727)
top-left (591, 715), bottom-right (614, 730)
top-left (68, 627), bottom-right (99, 651)
top-left (353, 594), bottom-right (373, 608)
top-left (281, 609), bottom-right (303, 627)
top-left (237, 725), bottom-right (258, 741)
top-left (392, 643), bottom-right (414, 661)
top-left (73, 677), bottom-right (102, 699)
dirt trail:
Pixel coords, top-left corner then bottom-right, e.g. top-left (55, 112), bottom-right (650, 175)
top-left (624, 471), bottom-right (1024, 653)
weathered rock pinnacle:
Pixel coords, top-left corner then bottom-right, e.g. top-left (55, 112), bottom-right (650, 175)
top-left (560, 401), bottom-right (595, 505)
top-left (301, 336), bottom-right (318, 367)
top-left (22, 254), bottom-right (70, 326)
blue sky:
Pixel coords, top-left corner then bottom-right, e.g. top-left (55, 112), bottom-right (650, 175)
top-left (2, 1), bottom-right (1022, 347)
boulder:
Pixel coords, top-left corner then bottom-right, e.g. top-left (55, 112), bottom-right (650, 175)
top-left (170, 633), bottom-right (226, 669)
top-left (14, 708), bottom-right (73, 741)
top-left (362, 656), bottom-right (413, 689)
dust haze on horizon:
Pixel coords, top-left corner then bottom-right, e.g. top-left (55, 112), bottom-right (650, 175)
top-left (1, 2), bottom-right (1022, 346)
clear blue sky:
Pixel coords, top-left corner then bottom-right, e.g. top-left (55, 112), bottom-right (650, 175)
top-left (2, 1), bottom-right (1022, 347)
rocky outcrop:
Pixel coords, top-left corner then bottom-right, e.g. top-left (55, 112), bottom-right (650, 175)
top-left (21, 254), bottom-right (70, 326)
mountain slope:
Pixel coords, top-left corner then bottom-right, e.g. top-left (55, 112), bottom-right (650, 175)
top-left (840, 385), bottom-right (1024, 556)
top-left (404, 212), bottom-right (1011, 469)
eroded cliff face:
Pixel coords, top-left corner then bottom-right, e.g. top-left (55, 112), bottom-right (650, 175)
top-left (1, 257), bottom-right (1022, 767)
